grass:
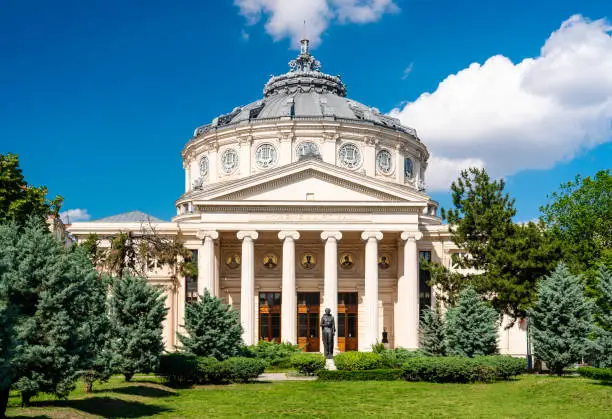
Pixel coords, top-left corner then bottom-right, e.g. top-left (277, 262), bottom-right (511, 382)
top-left (6, 374), bottom-right (612, 418)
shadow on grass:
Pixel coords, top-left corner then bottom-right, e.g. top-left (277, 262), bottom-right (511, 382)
top-left (7, 416), bottom-right (51, 419)
top-left (31, 396), bottom-right (171, 418)
top-left (591, 381), bottom-right (612, 387)
top-left (108, 385), bottom-right (177, 398)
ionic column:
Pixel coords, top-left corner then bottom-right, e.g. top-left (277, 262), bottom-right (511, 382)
top-left (397, 231), bottom-right (423, 349)
top-left (321, 231), bottom-right (342, 353)
top-left (279, 230), bottom-right (300, 344)
top-left (237, 230), bottom-right (259, 345)
top-left (196, 230), bottom-right (219, 297)
top-left (362, 231), bottom-right (383, 350)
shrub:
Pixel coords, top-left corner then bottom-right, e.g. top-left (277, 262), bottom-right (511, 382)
top-left (334, 352), bottom-right (385, 371)
top-left (249, 340), bottom-right (301, 368)
top-left (289, 353), bottom-right (326, 375)
top-left (402, 357), bottom-right (497, 383)
top-left (196, 356), bottom-right (220, 383)
top-left (317, 369), bottom-right (403, 381)
top-left (577, 366), bottom-right (612, 381)
top-left (158, 353), bottom-right (200, 384)
top-left (209, 357), bottom-right (266, 383)
top-left (475, 356), bottom-right (526, 379)
top-left (380, 348), bottom-right (425, 368)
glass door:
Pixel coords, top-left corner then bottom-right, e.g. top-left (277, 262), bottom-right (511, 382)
top-left (259, 292), bottom-right (281, 342)
top-left (338, 292), bottom-right (358, 351)
top-left (297, 292), bottom-right (320, 352)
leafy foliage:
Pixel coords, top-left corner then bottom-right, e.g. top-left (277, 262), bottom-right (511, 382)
top-left (289, 353), bottom-right (326, 375)
top-left (402, 356), bottom-right (523, 383)
top-left (420, 259), bottom-right (466, 307)
top-left (577, 366), bottom-right (612, 382)
top-left (528, 263), bottom-right (594, 375)
top-left (248, 340), bottom-right (301, 368)
top-left (317, 369), bottom-right (404, 381)
top-left (445, 287), bottom-right (498, 357)
top-left (109, 274), bottom-right (168, 381)
top-left (333, 352), bottom-right (385, 371)
top-left (178, 290), bottom-right (243, 360)
top-left (379, 348), bottom-right (425, 368)
top-left (0, 218), bottom-right (105, 414)
top-left (157, 353), bottom-right (201, 384)
top-left (209, 357), bottom-right (266, 383)
top-left (419, 303), bottom-right (447, 356)
top-left (0, 153), bottom-right (62, 224)
top-left (593, 265), bottom-right (612, 368)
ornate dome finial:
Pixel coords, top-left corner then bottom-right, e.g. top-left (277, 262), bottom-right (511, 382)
top-left (289, 37), bottom-right (321, 73)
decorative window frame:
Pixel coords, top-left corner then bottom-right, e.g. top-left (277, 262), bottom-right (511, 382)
top-left (295, 140), bottom-right (321, 160)
top-left (199, 155), bottom-right (209, 179)
top-left (337, 142), bottom-right (363, 170)
top-left (254, 142), bottom-right (278, 170)
top-left (376, 148), bottom-right (394, 176)
top-left (220, 148), bottom-right (240, 175)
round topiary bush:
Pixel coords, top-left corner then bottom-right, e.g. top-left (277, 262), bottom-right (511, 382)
top-left (334, 352), bottom-right (385, 371)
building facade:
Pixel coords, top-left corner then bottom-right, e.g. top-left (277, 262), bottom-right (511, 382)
top-left (68, 40), bottom-right (527, 356)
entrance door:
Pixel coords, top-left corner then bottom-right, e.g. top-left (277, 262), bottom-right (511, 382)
top-left (338, 292), bottom-right (358, 351)
top-left (297, 292), bottom-right (320, 352)
top-left (259, 292), bottom-right (281, 342)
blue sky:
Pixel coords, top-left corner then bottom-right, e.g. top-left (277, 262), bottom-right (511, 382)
top-left (1, 0), bottom-right (610, 222)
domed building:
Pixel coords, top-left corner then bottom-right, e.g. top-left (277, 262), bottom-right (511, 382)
top-left (69, 40), bottom-right (527, 355)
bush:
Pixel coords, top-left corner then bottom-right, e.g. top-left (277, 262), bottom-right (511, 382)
top-left (380, 348), bottom-right (425, 368)
top-left (475, 356), bottom-right (526, 379)
top-left (317, 369), bottom-right (404, 381)
top-left (577, 366), bottom-right (612, 381)
top-left (402, 357), bottom-right (497, 383)
top-left (334, 352), bottom-right (385, 371)
top-left (158, 353), bottom-right (200, 384)
top-left (249, 340), bottom-right (301, 368)
top-left (209, 357), bottom-right (266, 383)
top-left (289, 353), bottom-right (326, 375)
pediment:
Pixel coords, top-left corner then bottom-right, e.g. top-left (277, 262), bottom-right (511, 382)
top-left (191, 160), bottom-right (428, 204)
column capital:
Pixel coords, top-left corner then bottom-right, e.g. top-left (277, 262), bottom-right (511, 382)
top-left (321, 231), bottom-right (342, 241)
top-left (361, 231), bottom-right (383, 241)
top-left (237, 230), bottom-right (259, 241)
top-left (278, 230), bottom-right (300, 241)
top-left (196, 230), bottom-right (219, 240)
top-left (400, 231), bottom-right (423, 241)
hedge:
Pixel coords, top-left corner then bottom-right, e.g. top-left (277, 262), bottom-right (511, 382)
top-left (211, 357), bottom-right (267, 383)
top-left (248, 340), bottom-right (301, 368)
top-left (380, 348), bottom-right (425, 368)
top-left (475, 356), bottom-right (526, 380)
top-left (577, 366), bottom-right (612, 381)
top-left (289, 353), bottom-right (326, 375)
top-left (334, 352), bottom-right (386, 371)
top-left (158, 353), bottom-right (201, 384)
top-left (402, 356), bottom-right (524, 383)
top-left (158, 354), bottom-right (265, 384)
top-left (317, 369), bottom-right (404, 381)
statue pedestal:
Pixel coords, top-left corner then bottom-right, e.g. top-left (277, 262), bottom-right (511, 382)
top-left (325, 358), bottom-right (337, 371)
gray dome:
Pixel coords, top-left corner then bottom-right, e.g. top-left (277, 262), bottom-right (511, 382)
top-left (193, 39), bottom-right (416, 138)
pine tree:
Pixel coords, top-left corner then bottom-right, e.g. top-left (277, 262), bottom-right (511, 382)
top-left (178, 290), bottom-right (243, 360)
top-left (445, 287), bottom-right (498, 357)
top-left (419, 303), bottom-right (446, 356)
top-left (0, 218), bottom-right (105, 412)
top-left (528, 263), bottom-right (594, 375)
top-left (109, 274), bottom-right (168, 381)
top-left (594, 265), bottom-right (612, 368)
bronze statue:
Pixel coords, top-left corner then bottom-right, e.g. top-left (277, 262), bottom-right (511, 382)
top-left (321, 308), bottom-right (335, 359)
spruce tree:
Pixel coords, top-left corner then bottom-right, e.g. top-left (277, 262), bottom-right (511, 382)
top-left (594, 265), bottom-right (612, 368)
top-left (178, 290), bottom-right (243, 360)
top-left (419, 303), bottom-right (446, 356)
top-left (528, 263), bottom-right (594, 375)
top-left (445, 287), bottom-right (498, 357)
top-left (109, 274), bottom-right (168, 381)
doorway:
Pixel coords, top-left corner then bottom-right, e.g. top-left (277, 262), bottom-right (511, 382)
top-left (297, 292), bottom-right (320, 352)
top-left (259, 292), bottom-right (281, 342)
top-left (338, 292), bottom-right (358, 351)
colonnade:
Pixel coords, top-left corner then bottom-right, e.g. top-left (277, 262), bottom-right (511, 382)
top-left (196, 229), bottom-right (423, 351)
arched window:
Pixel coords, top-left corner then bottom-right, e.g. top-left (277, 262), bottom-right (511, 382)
top-left (404, 158), bottom-right (413, 178)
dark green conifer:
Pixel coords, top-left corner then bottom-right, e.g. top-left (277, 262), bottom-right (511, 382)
top-left (419, 303), bottom-right (447, 356)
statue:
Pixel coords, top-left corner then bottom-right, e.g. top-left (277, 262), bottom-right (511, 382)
top-left (321, 308), bottom-right (335, 359)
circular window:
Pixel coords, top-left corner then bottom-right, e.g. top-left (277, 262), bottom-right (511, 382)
top-left (376, 149), bottom-right (393, 174)
top-left (199, 156), bottom-right (209, 177)
top-left (296, 141), bottom-right (320, 159)
top-left (404, 158), bottom-right (413, 178)
top-left (255, 143), bottom-right (278, 169)
top-left (338, 143), bottom-right (362, 169)
top-left (221, 149), bottom-right (239, 174)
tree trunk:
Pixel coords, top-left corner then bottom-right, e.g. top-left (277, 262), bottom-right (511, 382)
top-left (124, 372), bottom-right (134, 382)
top-left (84, 381), bottom-right (93, 393)
top-left (0, 388), bottom-right (9, 419)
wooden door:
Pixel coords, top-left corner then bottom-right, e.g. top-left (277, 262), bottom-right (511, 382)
top-left (297, 292), bottom-right (320, 352)
top-left (259, 292), bottom-right (281, 342)
top-left (337, 292), bottom-right (358, 351)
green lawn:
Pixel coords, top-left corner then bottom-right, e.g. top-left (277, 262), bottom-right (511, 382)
top-left (6, 374), bottom-right (612, 418)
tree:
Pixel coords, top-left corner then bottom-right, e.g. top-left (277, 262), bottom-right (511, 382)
top-left (593, 265), bottom-right (612, 368)
top-left (109, 274), bottom-right (168, 381)
top-left (442, 167), bottom-right (561, 321)
top-left (528, 263), bottom-right (594, 375)
top-left (420, 259), bottom-right (466, 307)
top-left (445, 287), bottom-right (498, 357)
top-left (0, 153), bottom-right (62, 224)
top-left (540, 170), bottom-right (612, 292)
top-left (178, 290), bottom-right (243, 360)
top-left (419, 303), bottom-right (446, 356)
top-left (0, 218), bottom-right (104, 415)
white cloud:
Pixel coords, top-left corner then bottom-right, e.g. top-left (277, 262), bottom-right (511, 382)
top-left (401, 62), bottom-right (413, 80)
top-left (389, 15), bottom-right (612, 191)
top-left (241, 29), bottom-right (250, 41)
top-left (60, 208), bottom-right (91, 223)
top-left (234, 0), bottom-right (398, 45)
